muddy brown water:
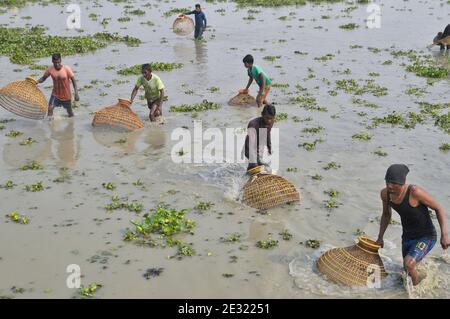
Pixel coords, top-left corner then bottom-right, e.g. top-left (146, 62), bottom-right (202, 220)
top-left (0, 0), bottom-right (449, 298)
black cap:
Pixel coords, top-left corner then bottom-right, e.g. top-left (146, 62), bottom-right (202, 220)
top-left (385, 164), bottom-right (410, 185)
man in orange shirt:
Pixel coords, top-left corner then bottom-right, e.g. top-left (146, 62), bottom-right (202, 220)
top-left (38, 53), bottom-right (79, 118)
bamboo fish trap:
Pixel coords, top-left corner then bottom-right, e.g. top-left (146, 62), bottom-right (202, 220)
top-left (228, 93), bottom-right (257, 107)
top-left (173, 16), bottom-right (194, 36)
top-left (242, 166), bottom-right (300, 210)
top-left (0, 77), bottom-right (48, 120)
top-left (316, 237), bottom-right (388, 287)
top-left (92, 98), bottom-right (144, 132)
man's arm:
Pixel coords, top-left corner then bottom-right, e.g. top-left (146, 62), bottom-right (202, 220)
top-left (38, 72), bottom-right (49, 84)
top-left (158, 89), bottom-right (165, 114)
top-left (71, 76), bottom-right (79, 101)
top-left (376, 188), bottom-right (392, 247)
top-left (203, 14), bottom-right (207, 28)
top-left (130, 85), bottom-right (140, 103)
top-left (412, 186), bottom-right (450, 249)
top-left (245, 76), bottom-right (253, 91)
top-left (258, 72), bottom-right (266, 94)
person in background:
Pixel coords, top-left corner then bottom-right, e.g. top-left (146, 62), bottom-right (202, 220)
top-left (434, 24), bottom-right (450, 51)
top-left (241, 54), bottom-right (272, 108)
top-left (38, 53), bottom-right (79, 118)
top-left (180, 4), bottom-right (207, 40)
top-left (130, 64), bottom-right (165, 122)
top-left (244, 104), bottom-right (276, 172)
top-left (376, 164), bottom-right (450, 286)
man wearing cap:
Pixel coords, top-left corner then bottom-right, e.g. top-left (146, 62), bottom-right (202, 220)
top-left (376, 164), bottom-right (450, 286)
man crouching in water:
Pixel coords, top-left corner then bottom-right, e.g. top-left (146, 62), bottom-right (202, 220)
top-left (434, 24), bottom-right (450, 51)
top-left (376, 164), bottom-right (450, 286)
top-left (244, 104), bottom-right (276, 172)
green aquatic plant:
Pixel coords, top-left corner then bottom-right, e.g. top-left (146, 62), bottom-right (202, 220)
top-left (177, 244), bottom-right (196, 257)
top-left (79, 283), bottom-right (102, 298)
top-left (0, 26), bottom-right (141, 65)
top-left (5, 130), bottom-right (22, 137)
top-left (439, 143), bottom-right (450, 151)
top-left (323, 199), bottom-right (340, 210)
top-left (324, 189), bottom-right (339, 198)
top-left (256, 238), bottom-right (278, 249)
top-left (195, 201), bottom-right (214, 212)
top-left (323, 162), bottom-right (341, 170)
top-left (339, 23), bottom-right (359, 30)
top-left (102, 182), bottom-right (116, 191)
top-left (302, 126), bottom-right (324, 134)
top-left (275, 113), bottom-right (288, 121)
top-left (352, 132), bottom-right (372, 141)
top-left (105, 196), bottom-right (143, 213)
top-left (435, 112), bottom-right (450, 133)
top-left (280, 229), bottom-right (293, 241)
top-left (354, 229), bottom-right (366, 236)
top-left (207, 86), bottom-right (220, 93)
top-left (374, 149), bottom-right (388, 157)
top-left (24, 181), bottom-right (44, 192)
top-left (263, 55), bottom-right (281, 62)
top-left (117, 62), bottom-right (183, 75)
top-left (406, 58), bottom-right (448, 79)
top-left (19, 137), bottom-right (35, 146)
top-left (170, 100), bottom-right (220, 113)
top-left (312, 174), bottom-right (323, 181)
top-left (2, 180), bottom-right (15, 189)
top-left (286, 167), bottom-right (298, 172)
top-left (163, 8), bottom-right (190, 17)
top-left (299, 138), bottom-right (323, 151)
top-left (305, 239), bottom-right (320, 249)
top-left (6, 211), bottom-right (29, 225)
top-left (20, 161), bottom-right (43, 171)
top-left (220, 233), bottom-right (242, 243)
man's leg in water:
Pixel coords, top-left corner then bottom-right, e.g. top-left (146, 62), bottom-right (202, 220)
top-left (149, 102), bottom-right (159, 122)
top-left (402, 238), bottom-right (436, 286)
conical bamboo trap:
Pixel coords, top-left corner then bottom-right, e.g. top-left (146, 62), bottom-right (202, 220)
top-left (92, 98), bottom-right (144, 132)
top-left (173, 16), bottom-right (194, 36)
top-left (228, 93), bottom-right (257, 106)
top-left (316, 237), bottom-right (388, 287)
top-left (0, 77), bottom-right (48, 120)
top-left (242, 167), bottom-right (300, 210)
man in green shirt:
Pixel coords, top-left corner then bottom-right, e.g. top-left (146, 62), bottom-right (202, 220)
top-left (130, 64), bottom-right (165, 122)
top-left (242, 54), bottom-right (272, 108)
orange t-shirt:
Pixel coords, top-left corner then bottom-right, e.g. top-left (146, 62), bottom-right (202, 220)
top-left (45, 65), bottom-right (74, 101)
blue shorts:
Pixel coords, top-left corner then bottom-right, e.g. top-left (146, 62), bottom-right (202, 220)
top-left (49, 95), bottom-right (71, 109)
top-left (402, 237), bottom-right (436, 262)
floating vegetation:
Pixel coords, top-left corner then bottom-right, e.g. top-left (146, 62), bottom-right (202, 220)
top-left (230, 0), bottom-right (369, 7)
top-left (220, 233), bottom-right (242, 243)
top-left (0, 26), bottom-right (141, 65)
top-left (263, 55), bottom-right (281, 62)
top-left (354, 229), bottom-right (366, 236)
top-left (290, 92), bottom-right (327, 112)
top-left (2, 180), bottom-right (15, 189)
top-left (24, 181), bottom-right (44, 192)
top-left (6, 211), bottom-right (29, 225)
top-left (435, 112), bottom-right (450, 134)
top-left (374, 149), bottom-right (388, 157)
top-left (117, 62), bottom-right (183, 75)
top-left (352, 98), bottom-right (379, 109)
top-left (195, 201), bottom-right (214, 213)
top-left (256, 238), bottom-right (278, 249)
top-left (324, 189), bottom-right (339, 198)
top-left (312, 174), bottom-right (323, 181)
top-left (335, 79), bottom-right (388, 97)
top-left (286, 167), bottom-right (298, 172)
top-left (352, 132), bottom-right (372, 141)
top-left (170, 100), bottom-right (220, 113)
top-left (102, 182), bottom-right (116, 191)
top-left (299, 138), bottom-right (324, 151)
top-left (177, 244), bottom-right (196, 257)
top-left (105, 196), bottom-right (143, 213)
top-left (207, 86), bottom-right (220, 93)
top-left (19, 137), bottom-right (35, 146)
top-left (163, 8), bottom-right (190, 17)
top-left (302, 126), bottom-right (324, 134)
top-left (5, 130), bottom-right (22, 137)
top-left (79, 283), bottom-right (102, 298)
top-left (275, 113), bottom-right (288, 121)
top-left (339, 23), bottom-right (359, 30)
top-left (371, 112), bottom-right (425, 130)
top-left (304, 239), bottom-right (320, 249)
top-left (406, 57), bottom-right (448, 79)
top-left (314, 54), bottom-right (334, 62)
top-left (439, 143), bottom-right (450, 152)
top-left (323, 162), bottom-right (341, 170)
top-left (20, 161), bottom-right (43, 171)
top-left (280, 229), bottom-right (293, 241)
top-left (323, 199), bottom-right (340, 210)
top-left (123, 205), bottom-right (195, 251)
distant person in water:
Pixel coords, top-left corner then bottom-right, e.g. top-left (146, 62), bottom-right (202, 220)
top-left (434, 24), bottom-right (450, 51)
top-left (244, 104), bottom-right (276, 172)
top-left (130, 64), bottom-right (165, 122)
top-left (242, 54), bottom-right (272, 108)
top-left (376, 164), bottom-right (449, 286)
top-left (38, 53), bottom-right (79, 118)
top-left (180, 4), bottom-right (207, 40)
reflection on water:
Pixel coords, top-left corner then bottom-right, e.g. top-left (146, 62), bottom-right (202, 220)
top-left (49, 119), bottom-right (81, 169)
top-left (91, 126), bottom-right (142, 156)
top-left (195, 40), bottom-right (208, 65)
top-left (143, 125), bottom-right (166, 150)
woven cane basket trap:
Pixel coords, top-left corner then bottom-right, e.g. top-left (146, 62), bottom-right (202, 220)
top-left (228, 93), bottom-right (257, 107)
top-left (173, 16), bottom-right (194, 36)
top-left (316, 237), bottom-right (388, 287)
top-left (242, 168), bottom-right (300, 210)
top-left (92, 98), bottom-right (144, 132)
top-left (0, 77), bottom-right (48, 120)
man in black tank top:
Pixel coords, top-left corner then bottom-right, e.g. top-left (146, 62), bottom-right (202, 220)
top-left (376, 164), bottom-right (449, 286)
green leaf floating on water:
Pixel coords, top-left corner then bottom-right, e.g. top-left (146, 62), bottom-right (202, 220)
top-left (117, 62), bottom-right (184, 75)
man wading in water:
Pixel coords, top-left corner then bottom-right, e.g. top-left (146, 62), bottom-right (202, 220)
top-left (376, 164), bottom-right (450, 286)
top-left (241, 54), bottom-right (272, 109)
top-left (38, 53), bottom-right (79, 118)
top-left (180, 4), bottom-right (207, 40)
top-left (130, 64), bottom-right (165, 122)
top-left (434, 24), bottom-right (450, 51)
top-left (244, 104), bottom-right (276, 172)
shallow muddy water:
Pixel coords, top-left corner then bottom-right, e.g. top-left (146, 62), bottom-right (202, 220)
top-left (0, 0), bottom-right (449, 299)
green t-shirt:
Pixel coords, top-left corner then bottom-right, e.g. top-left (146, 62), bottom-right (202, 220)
top-left (136, 74), bottom-right (165, 100)
top-left (248, 64), bottom-right (271, 87)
